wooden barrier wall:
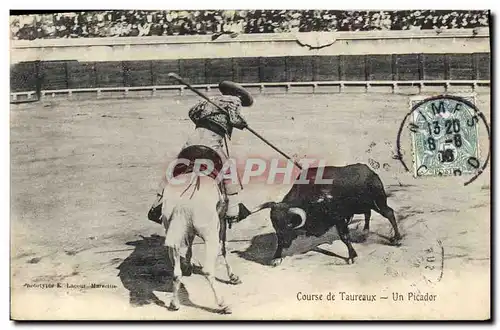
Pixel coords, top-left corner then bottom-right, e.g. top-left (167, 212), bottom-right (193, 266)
top-left (10, 53), bottom-right (491, 92)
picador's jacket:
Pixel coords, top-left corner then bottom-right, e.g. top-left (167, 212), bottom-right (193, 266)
top-left (188, 95), bottom-right (247, 139)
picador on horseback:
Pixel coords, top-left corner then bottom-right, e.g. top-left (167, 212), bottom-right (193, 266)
top-left (147, 80), bottom-right (253, 226)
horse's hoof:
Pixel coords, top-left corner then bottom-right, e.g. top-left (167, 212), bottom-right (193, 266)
top-left (218, 305), bottom-right (232, 314)
top-left (270, 258), bottom-right (283, 267)
top-left (229, 274), bottom-right (242, 285)
top-left (346, 257), bottom-right (356, 265)
top-left (168, 301), bottom-right (180, 311)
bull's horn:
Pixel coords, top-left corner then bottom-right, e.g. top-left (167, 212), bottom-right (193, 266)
top-left (289, 207), bottom-right (307, 229)
top-left (250, 201), bottom-right (276, 214)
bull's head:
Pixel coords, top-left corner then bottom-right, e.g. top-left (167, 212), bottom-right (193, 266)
top-left (249, 201), bottom-right (307, 247)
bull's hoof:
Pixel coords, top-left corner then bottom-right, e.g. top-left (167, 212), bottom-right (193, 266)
top-left (346, 258), bottom-right (356, 265)
top-left (390, 237), bottom-right (402, 247)
top-left (270, 258), bottom-right (283, 267)
top-left (228, 274), bottom-right (242, 285)
top-left (218, 305), bottom-right (232, 314)
top-left (168, 301), bottom-right (180, 311)
top-left (181, 261), bottom-right (193, 277)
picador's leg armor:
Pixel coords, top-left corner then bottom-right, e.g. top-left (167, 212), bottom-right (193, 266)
top-left (147, 195), bottom-right (163, 224)
top-left (148, 183), bottom-right (164, 224)
top-left (223, 180), bottom-right (251, 227)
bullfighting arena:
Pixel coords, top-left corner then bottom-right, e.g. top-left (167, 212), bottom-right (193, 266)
top-left (10, 92), bottom-right (491, 320)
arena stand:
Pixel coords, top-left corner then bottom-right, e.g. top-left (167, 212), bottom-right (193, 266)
top-left (10, 10), bottom-right (490, 39)
top-left (9, 10), bottom-right (490, 102)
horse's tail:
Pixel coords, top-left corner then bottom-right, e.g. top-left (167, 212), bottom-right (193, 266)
top-left (163, 173), bottom-right (221, 218)
top-left (162, 174), bottom-right (219, 233)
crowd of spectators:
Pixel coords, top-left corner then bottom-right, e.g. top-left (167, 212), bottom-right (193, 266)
top-left (10, 10), bottom-right (490, 40)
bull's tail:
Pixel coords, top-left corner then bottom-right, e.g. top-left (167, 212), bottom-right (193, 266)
top-left (249, 201), bottom-right (276, 214)
top-left (368, 172), bottom-right (390, 211)
top-left (372, 192), bottom-right (390, 216)
top-left (368, 173), bottom-right (402, 241)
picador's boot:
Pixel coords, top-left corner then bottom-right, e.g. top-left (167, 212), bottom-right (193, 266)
top-left (147, 193), bottom-right (163, 224)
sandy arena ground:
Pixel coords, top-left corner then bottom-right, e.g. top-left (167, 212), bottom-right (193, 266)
top-left (10, 91), bottom-right (491, 320)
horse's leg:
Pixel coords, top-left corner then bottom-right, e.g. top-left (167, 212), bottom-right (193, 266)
top-left (220, 235), bottom-right (241, 285)
top-left (198, 212), bottom-right (231, 314)
top-left (166, 245), bottom-right (181, 311)
top-left (217, 195), bottom-right (240, 284)
top-left (164, 208), bottom-right (188, 311)
top-left (181, 232), bottom-right (195, 276)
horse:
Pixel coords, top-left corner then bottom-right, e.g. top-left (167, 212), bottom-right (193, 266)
top-left (160, 146), bottom-right (240, 314)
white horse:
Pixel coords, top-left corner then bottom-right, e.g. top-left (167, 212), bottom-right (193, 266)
top-left (161, 170), bottom-right (240, 314)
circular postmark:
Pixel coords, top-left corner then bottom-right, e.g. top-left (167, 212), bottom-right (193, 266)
top-left (396, 95), bottom-right (490, 186)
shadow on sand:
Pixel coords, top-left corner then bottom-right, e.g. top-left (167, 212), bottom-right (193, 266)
top-left (232, 219), bottom-right (389, 266)
top-left (231, 233), bottom-right (277, 266)
top-left (116, 234), bottom-right (222, 313)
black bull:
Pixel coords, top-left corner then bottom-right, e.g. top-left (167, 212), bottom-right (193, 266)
top-left (246, 164), bottom-right (402, 266)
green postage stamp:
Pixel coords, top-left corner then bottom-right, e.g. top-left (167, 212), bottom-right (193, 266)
top-left (409, 94), bottom-right (482, 178)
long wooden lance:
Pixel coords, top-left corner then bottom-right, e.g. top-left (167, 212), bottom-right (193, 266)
top-left (168, 73), bottom-right (303, 170)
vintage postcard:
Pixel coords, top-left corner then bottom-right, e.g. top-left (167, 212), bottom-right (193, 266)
top-left (10, 9), bottom-right (491, 320)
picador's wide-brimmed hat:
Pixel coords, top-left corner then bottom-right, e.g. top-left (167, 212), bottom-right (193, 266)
top-left (218, 81), bottom-right (254, 107)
